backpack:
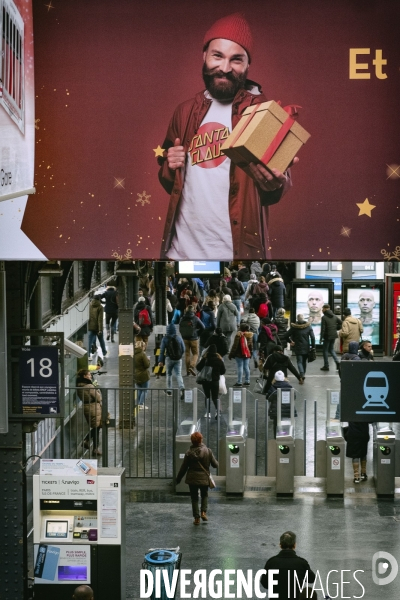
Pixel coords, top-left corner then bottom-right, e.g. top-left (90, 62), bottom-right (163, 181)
top-left (257, 303), bottom-right (269, 318)
top-left (166, 336), bottom-right (183, 360)
top-left (139, 308), bottom-right (151, 326)
top-left (179, 317), bottom-right (194, 339)
top-left (201, 310), bottom-right (212, 328)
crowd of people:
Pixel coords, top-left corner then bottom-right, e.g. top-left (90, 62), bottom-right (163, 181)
top-left (80, 261), bottom-right (398, 484)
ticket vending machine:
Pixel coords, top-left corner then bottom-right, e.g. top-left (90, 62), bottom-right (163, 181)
top-left (373, 424), bottom-right (396, 497)
top-left (33, 460), bottom-right (125, 600)
top-left (175, 388), bottom-right (200, 493)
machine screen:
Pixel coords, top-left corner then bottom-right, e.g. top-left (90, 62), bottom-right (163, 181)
top-left (58, 566), bottom-right (88, 581)
top-left (46, 520), bottom-right (69, 538)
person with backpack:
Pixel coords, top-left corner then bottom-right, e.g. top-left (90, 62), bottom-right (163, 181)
top-left (133, 297), bottom-right (153, 348)
top-left (258, 317), bottom-right (280, 361)
top-left (196, 344), bottom-right (226, 419)
top-left (254, 292), bottom-right (272, 320)
top-left (199, 300), bottom-right (216, 355)
top-left (203, 327), bottom-right (229, 359)
top-left (158, 323), bottom-right (185, 398)
top-left (179, 305), bottom-right (205, 376)
top-left (228, 323), bottom-right (253, 387)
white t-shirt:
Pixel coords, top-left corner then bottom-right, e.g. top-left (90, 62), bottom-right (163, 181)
top-left (168, 97), bottom-right (233, 260)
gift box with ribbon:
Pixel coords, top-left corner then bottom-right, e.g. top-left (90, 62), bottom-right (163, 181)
top-left (221, 100), bottom-right (310, 175)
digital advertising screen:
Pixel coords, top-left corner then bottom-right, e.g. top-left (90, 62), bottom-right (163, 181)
top-left (0, 0), bottom-right (396, 261)
top-left (346, 288), bottom-right (381, 346)
top-left (342, 280), bottom-right (385, 349)
top-left (292, 282), bottom-right (333, 345)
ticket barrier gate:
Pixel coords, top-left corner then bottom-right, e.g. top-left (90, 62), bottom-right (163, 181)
top-left (267, 389), bottom-right (304, 496)
top-left (217, 388), bottom-right (256, 494)
top-left (33, 462), bottom-right (125, 600)
top-left (373, 423), bottom-right (397, 497)
top-left (316, 390), bottom-right (345, 496)
top-left (175, 388), bottom-right (200, 493)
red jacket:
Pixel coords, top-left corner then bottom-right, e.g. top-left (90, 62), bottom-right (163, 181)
top-left (158, 81), bottom-right (292, 259)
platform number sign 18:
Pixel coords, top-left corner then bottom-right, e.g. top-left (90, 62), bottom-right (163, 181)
top-left (19, 346), bottom-right (60, 415)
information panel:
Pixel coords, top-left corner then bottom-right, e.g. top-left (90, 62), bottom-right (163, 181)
top-left (341, 363), bottom-right (400, 422)
top-left (19, 346), bottom-right (59, 414)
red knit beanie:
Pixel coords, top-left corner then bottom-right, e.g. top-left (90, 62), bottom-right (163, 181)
top-left (203, 13), bottom-right (253, 62)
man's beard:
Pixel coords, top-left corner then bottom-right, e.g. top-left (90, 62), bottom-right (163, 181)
top-left (202, 64), bottom-right (248, 101)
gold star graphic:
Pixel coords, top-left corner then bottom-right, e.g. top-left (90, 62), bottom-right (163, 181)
top-left (35, 118), bottom-right (40, 130)
top-left (356, 198), bottom-right (376, 217)
top-left (386, 164), bottom-right (400, 180)
top-left (153, 145), bottom-right (165, 158)
top-left (136, 191), bottom-right (151, 206)
top-left (340, 226), bottom-right (351, 237)
top-left (114, 177), bottom-right (125, 189)
top-left (45, 1), bottom-right (54, 10)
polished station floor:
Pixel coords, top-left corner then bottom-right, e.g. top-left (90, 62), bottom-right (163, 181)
top-left (95, 329), bottom-right (400, 600)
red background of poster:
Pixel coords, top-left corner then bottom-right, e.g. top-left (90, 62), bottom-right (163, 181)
top-left (21, 0), bottom-right (400, 260)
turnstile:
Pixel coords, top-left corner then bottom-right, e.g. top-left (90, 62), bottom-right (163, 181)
top-left (223, 387), bottom-right (257, 493)
top-left (266, 388), bottom-right (304, 495)
top-left (276, 388), bottom-right (296, 496)
top-left (316, 390), bottom-right (345, 496)
top-left (373, 423), bottom-right (396, 497)
top-left (174, 389), bottom-right (200, 493)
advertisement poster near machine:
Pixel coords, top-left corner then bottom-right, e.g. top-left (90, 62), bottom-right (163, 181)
top-left (2, 0), bottom-right (397, 261)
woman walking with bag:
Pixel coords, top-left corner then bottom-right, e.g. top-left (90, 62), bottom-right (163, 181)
top-left (196, 344), bottom-right (226, 419)
top-left (176, 432), bottom-right (218, 525)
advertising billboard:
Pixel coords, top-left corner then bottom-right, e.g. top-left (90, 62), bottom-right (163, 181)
top-left (291, 280), bottom-right (334, 345)
top-left (0, 0), bottom-right (44, 259)
top-left (1, 0), bottom-right (400, 261)
top-left (342, 280), bottom-right (385, 350)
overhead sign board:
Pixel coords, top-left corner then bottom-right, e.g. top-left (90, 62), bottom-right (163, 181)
top-left (19, 346), bottom-right (60, 415)
top-left (341, 363), bottom-right (400, 422)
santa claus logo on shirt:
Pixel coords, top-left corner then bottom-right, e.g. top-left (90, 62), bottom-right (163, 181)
top-left (189, 121), bottom-right (230, 168)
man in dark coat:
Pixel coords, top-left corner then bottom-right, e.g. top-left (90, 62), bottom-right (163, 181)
top-left (263, 345), bottom-right (304, 390)
top-left (204, 327), bottom-right (230, 358)
top-left (320, 303), bottom-right (342, 371)
top-left (227, 271), bottom-right (245, 324)
top-left (345, 422), bottom-right (370, 483)
top-left (261, 531), bottom-right (315, 599)
top-left (358, 340), bottom-right (374, 361)
top-left (283, 314), bottom-right (315, 379)
top-left (267, 273), bottom-right (286, 317)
